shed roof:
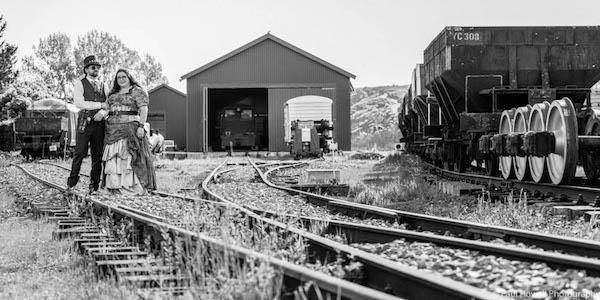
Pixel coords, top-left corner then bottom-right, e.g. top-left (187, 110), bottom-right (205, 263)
top-left (180, 33), bottom-right (356, 80)
top-left (29, 98), bottom-right (79, 112)
top-left (148, 84), bottom-right (187, 98)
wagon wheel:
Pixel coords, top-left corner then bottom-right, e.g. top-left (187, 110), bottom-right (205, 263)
top-left (454, 145), bottom-right (468, 173)
top-left (582, 116), bottom-right (600, 180)
top-left (513, 105), bottom-right (532, 181)
top-left (528, 101), bottom-right (551, 183)
top-left (485, 154), bottom-right (499, 177)
top-left (443, 144), bottom-right (456, 171)
top-left (546, 98), bottom-right (578, 185)
top-left (499, 109), bottom-right (515, 179)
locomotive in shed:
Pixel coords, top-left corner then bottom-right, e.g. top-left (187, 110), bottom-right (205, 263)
top-left (399, 26), bottom-right (600, 185)
top-left (216, 101), bottom-right (266, 150)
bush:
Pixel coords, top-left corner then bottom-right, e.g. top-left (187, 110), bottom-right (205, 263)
top-left (351, 129), bottom-right (399, 151)
top-left (349, 152), bottom-right (384, 160)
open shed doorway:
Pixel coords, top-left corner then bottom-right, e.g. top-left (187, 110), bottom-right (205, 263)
top-left (207, 88), bottom-right (268, 151)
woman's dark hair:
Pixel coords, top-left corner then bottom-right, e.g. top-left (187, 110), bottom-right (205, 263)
top-left (108, 68), bottom-right (141, 96)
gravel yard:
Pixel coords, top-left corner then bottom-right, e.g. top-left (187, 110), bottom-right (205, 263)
top-left (352, 239), bottom-right (600, 299)
top-left (208, 165), bottom-right (402, 229)
top-left (48, 157), bottom-right (224, 193)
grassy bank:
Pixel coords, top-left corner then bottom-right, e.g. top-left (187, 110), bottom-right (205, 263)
top-left (346, 153), bottom-right (600, 241)
top-left (0, 190), bottom-right (135, 299)
top-left (346, 154), bottom-right (477, 217)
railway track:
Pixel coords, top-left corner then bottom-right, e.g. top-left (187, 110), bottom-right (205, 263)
top-left (206, 160), bottom-right (600, 298)
top-left (11, 162), bottom-right (401, 300)
top-left (36, 161), bottom-right (498, 299)
top-left (40, 161), bottom-right (502, 299)
top-left (424, 161), bottom-right (600, 204)
top-left (256, 159), bottom-right (600, 259)
top-left (202, 160), bottom-right (504, 300)
top-left (36, 160), bottom-right (600, 298)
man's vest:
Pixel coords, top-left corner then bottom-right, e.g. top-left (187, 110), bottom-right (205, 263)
top-left (81, 77), bottom-right (106, 115)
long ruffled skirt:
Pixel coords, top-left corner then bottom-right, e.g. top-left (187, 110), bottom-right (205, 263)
top-left (102, 138), bottom-right (145, 195)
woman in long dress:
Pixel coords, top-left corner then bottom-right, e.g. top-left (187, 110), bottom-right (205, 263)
top-left (102, 69), bottom-right (156, 194)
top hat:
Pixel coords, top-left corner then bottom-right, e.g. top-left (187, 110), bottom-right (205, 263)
top-left (83, 55), bottom-right (101, 69)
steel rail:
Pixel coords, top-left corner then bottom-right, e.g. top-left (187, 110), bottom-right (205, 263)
top-left (12, 163), bottom-right (400, 300)
top-left (203, 160), bottom-right (504, 300)
top-left (259, 159), bottom-right (600, 259)
top-left (248, 209), bottom-right (600, 276)
top-left (424, 161), bottom-right (600, 203)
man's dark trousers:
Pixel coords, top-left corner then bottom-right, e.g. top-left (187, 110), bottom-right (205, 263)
top-left (67, 120), bottom-right (105, 190)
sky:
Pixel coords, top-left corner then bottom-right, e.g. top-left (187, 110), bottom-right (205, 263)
top-left (2, 0), bottom-right (600, 92)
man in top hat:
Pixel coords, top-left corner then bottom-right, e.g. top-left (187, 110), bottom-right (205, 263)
top-left (67, 55), bottom-right (110, 194)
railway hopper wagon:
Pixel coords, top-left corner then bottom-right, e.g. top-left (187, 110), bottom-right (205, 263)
top-left (14, 98), bottom-right (79, 159)
top-left (399, 26), bottom-right (600, 184)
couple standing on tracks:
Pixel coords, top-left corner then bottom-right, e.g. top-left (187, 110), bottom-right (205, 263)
top-left (66, 55), bottom-right (156, 196)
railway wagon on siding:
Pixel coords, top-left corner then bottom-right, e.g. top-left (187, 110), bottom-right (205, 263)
top-left (14, 98), bottom-right (79, 159)
top-left (284, 96), bottom-right (335, 158)
top-left (0, 120), bottom-right (15, 151)
top-left (399, 26), bottom-right (600, 184)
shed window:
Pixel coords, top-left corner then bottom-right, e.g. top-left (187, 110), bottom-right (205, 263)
top-left (223, 110), bottom-right (235, 118)
top-left (241, 109), bottom-right (253, 119)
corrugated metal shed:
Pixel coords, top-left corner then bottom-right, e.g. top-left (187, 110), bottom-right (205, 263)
top-left (182, 33), bottom-right (355, 152)
top-left (148, 84), bottom-right (187, 150)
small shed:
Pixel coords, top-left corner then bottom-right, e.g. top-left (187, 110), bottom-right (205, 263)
top-left (148, 84), bottom-right (187, 150)
top-left (181, 33), bottom-right (355, 152)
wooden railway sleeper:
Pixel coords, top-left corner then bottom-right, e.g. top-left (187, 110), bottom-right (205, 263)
top-left (466, 228), bottom-right (506, 241)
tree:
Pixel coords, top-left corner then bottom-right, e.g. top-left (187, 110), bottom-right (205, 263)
top-left (74, 30), bottom-right (167, 90)
top-left (139, 54), bottom-right (168, 90)
top-left (12, 72), bottom-right (52, 101)
top-left (18, 29), bottom-right (168, 104)
top-left (0, 15), bottom-right (19, 120)
top-left (74, 30), bottom-right (137, 84)
top-left (0, 15), bottom-right (17, 94)
top-left (1, 87), bottom-right (28, 118)
top-left (22, 33), bottom-right (76, 99)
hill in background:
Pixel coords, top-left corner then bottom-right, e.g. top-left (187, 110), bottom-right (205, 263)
top-left (349, 83), bottom-right (600, 150)
top-left (351, 85), bottom-right (408, 150)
